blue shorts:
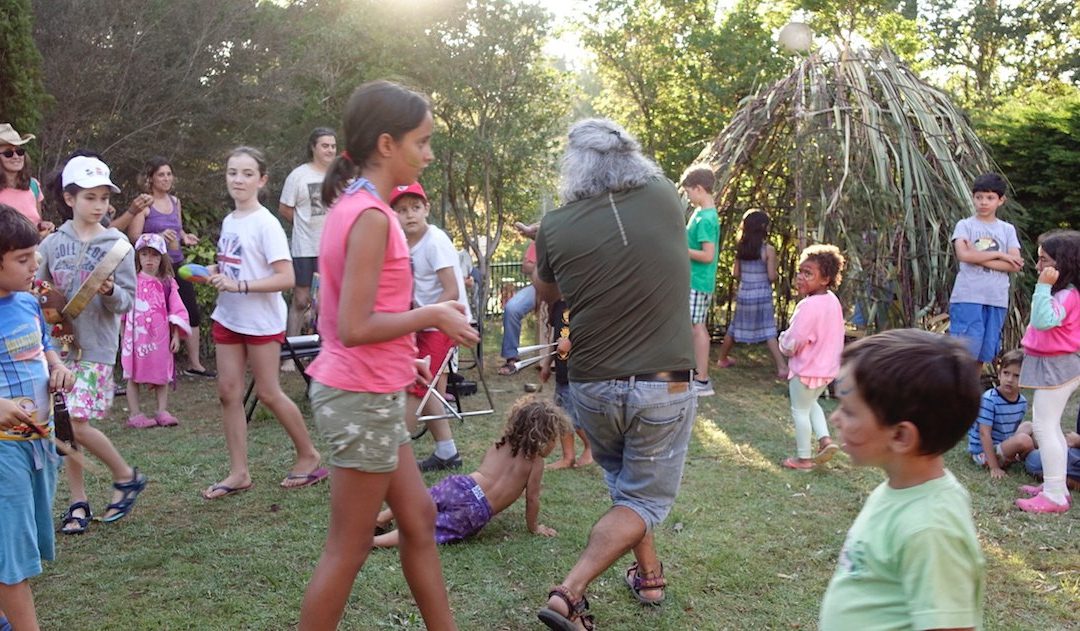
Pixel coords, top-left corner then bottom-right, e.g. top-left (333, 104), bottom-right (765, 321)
top-left (0, 441), bottom-right (58, 585)
top-left (554, 382), bottom-right (580, 430)
top-left (570, 378), bottom-right (696, 530)
top-left (949, 303), bottom-right (1006, 363)
top-left (1024, 448), bottom-right (1080, 482)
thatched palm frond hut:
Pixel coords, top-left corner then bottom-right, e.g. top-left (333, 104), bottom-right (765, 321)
top-left (698, 47), bottom-right (1024, 337)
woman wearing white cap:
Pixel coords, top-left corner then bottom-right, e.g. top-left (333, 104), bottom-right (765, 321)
top-left (0, 123), bottom-right (54, 235)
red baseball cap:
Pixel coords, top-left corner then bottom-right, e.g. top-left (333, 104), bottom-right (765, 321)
top-left (389, 182), bottom-right (428, 206)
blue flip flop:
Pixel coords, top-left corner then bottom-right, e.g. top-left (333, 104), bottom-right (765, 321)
top-left (202, 482), bottom-right (253, 500)
top-left (99, 468), bottom-right (147, 523)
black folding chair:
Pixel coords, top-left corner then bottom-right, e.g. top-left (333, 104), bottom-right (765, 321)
top-left (244, 334), bottom-right (320, 422)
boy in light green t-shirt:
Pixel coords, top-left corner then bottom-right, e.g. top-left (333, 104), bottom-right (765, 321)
top-left (820, 329), bottom-right (985, 631)
top-left (682, 165), bottom-right (720, 397)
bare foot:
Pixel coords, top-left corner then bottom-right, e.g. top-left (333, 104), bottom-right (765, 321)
top-left (575, 452), bottom-right (594, 467)
top-left (546, 458), bottom-right (575, 471)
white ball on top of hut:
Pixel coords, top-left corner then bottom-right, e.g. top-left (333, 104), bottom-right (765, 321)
top-left (778, 22), bottom-right (813, 53)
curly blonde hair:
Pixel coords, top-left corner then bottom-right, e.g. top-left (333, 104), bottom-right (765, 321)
top-left (494, 395), bottom-right (569, 459)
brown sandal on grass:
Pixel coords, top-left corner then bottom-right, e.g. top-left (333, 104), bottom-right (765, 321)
top-left (538, 585), bottom-right (595, 630)
top-left (497, 359), bottom-right (518, 376)
top-left (625, 561), bottom-right (666, 605)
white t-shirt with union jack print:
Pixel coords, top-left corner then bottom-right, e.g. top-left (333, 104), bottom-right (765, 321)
top-left (211, 205), bottom-right (292, 336)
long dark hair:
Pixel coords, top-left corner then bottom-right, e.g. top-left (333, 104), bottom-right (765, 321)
top-left (321, 80), bottom-right (430, 207)
top-left (0, 147), bottom-right (32, 191)
top-left (1039, 230), bottom-right (1080, 294)
top-left (141, 156), bottom-right (173, 194)
top-left (736, 209), bottom-right (769, 261)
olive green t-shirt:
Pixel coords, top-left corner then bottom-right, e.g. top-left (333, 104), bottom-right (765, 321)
top-left (536, 177), bottom-right (694, 381)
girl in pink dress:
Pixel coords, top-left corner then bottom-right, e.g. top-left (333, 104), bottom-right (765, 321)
top-left (121, 233), bottom-right (190, 428)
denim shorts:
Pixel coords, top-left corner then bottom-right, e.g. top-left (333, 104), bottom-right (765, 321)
top-left (554, 382), bottom-right (580, 430)
top-left (309, 381), bottom-right (410, 474)
top-left (570, 378), bottom-right (696, 530)
top-left (0, 440), bottom-right (58, 584)
top-left (948, 303), bottom-right (1006, 363)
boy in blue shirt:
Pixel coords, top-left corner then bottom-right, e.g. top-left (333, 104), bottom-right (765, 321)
top-left (820, 330), bottom-right (984, 631)
top-left (967, 348), bottom-right (1034, 478)
top-left (949, 173), bottom-right (1022, 368)
top-left (682, 166), bottom-right (720, 396)
top-left (0, 205), bottom-right (73, 631)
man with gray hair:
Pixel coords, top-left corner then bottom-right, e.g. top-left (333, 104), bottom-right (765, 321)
top-left (533, 119), bottom-right (696, 630)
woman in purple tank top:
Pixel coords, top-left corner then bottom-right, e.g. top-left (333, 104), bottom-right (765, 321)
top-left (126, 157), bottom-right (214, 377)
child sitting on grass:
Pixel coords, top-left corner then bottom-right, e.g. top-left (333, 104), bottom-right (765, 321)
top-left (373, 396), bottom-right (567, 547)
top-left (820, 329), bottom-right (985, 630)
top-left (967, 348), bottom-right (1034, 478)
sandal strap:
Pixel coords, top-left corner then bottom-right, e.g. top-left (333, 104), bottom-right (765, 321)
top-left (62, 501), bottom-right (92, 522)
top-left (113, 468), bottom-right (146, 492)
top-left (628, 562), bottom-right (667, 589)
top-left (547, 585), bottom-right (592, 621)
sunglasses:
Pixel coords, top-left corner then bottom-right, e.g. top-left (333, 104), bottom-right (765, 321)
top-left (1, 148), bottom-right (27, 158)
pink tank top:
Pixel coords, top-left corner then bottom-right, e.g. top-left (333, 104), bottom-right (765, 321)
top-left (306, 184), bottom-right (416, 392)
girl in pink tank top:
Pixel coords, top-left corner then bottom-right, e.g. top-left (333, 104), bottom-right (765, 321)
top-left (298, 80), bottom-right (478, 631)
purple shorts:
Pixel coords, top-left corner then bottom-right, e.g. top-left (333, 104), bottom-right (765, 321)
top-left (431, 474), bottom-right (493, 544)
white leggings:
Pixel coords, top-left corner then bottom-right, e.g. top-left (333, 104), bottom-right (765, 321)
top-left (1031, 377), bottom-right (1079, 503)
top-left (790, 378), bottom-right (830, 458)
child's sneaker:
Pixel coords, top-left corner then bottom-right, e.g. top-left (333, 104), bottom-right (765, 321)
top-left (782, 457), bottom-right (815, 470)
top-left (126, 414), bottom-right (156, 429)
top-left (155, 411), bottom-right (179, 427)
top-left (419, 451), bottom-right (462, 472)
top-left (693, 379), bottom-right (714, 397)
top-left (1016, 492), bottom-right (1070, 513)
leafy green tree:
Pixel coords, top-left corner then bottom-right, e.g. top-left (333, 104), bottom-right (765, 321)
top-left (399, 0), bottom-right (570, 305)
top-left (0, 0), bottom-right (50, 132)
top-left (980, 89), bottom-right (1080, 240)
top-left (578, 0), bottom-right (787, 177)
top-left (922, 0), bottom-right (1079, 105)
top-left (31, 0), bottom-right (311, 223)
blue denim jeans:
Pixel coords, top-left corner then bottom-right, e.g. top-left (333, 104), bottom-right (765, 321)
top-left (570, 378), bottom-right (696, 530)
top-left (500, 285), bottom-right (536, 359)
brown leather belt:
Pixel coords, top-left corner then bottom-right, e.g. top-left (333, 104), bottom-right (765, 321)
top-left (614, 370), bottom-right (691, 383)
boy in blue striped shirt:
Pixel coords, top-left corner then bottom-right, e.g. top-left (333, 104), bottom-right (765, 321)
top-left (967, 349), bottom-right (1034, 478)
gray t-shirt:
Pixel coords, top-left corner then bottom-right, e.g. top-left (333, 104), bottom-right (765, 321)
top-left (949, 216), bottom-right (1020, 308)
top-left (280, 162), bottom-right (327, 257)
top-left (537, 177), bottom-right (694, 381)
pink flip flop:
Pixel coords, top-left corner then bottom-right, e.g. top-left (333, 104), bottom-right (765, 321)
top-left (280, 467), bottom-right (329, 489)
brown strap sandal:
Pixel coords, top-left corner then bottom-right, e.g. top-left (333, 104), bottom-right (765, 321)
top-left (625, 561), bottom-right (666, 606)
top-left (537, 585), bottom-right (596, 630)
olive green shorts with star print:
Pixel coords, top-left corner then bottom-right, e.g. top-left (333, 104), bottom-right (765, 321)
top-left (309, 381), bottom-right (411, 473)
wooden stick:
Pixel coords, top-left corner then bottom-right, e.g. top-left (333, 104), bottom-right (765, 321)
top-left (28, 423), bottom-right (100, 473)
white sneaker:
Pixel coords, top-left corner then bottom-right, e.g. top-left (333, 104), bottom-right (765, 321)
top-left (693, 379), bottom-right (714, 397)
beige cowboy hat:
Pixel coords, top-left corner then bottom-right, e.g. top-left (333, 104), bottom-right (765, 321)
top-left (0, 123), bottom-right (36, 146)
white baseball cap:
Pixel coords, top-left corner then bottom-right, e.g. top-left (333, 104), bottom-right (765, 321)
top-left (61, 156), bottom-right (121, 193)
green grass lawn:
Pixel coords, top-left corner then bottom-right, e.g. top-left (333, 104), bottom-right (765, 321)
top-left (35, 340), bottom-right (1079, 630)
